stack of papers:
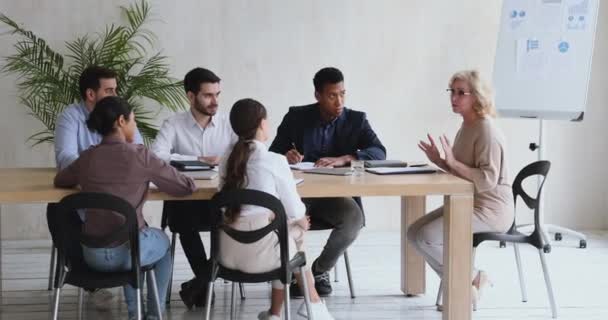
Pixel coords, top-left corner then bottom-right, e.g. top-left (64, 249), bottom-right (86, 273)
top-left (303, 168), bottom-right (353, 176)
top-left (289, 162), bottom-right (315, 170)
top-left (183, 171), bottom-right (218, 180)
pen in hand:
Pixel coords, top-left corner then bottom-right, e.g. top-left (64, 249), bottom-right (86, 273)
top-left (287, 142), bottom-right (304, 164)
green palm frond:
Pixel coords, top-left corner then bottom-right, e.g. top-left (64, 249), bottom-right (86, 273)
top-left (0, 0), bottom-right (186, 146)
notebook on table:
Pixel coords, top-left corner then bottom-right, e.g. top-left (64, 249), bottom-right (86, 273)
top-left (365, 166), bottom-right (437, 175)
top-left (302, 167), bottom-right (353, 176)
top-left (170, 160), bottom-right (214, 171)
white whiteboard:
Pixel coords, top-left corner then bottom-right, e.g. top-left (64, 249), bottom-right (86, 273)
top-left (493, 0), bottom-right (600, 120)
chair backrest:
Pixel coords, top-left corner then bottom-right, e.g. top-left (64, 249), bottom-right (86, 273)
top-left (512, 160), bottom-right (551, 231)
top-left (209, 189), bottom-right (290, 283)
top-left (53, 192), bottom-right (142, 288)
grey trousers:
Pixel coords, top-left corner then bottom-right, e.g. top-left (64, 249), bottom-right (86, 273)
top-left (407, 206), bottom-right (498, 278)
top-left (304, 197), bottom-right (364, 273)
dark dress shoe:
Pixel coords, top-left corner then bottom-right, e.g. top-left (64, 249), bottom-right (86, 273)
top-left (179, 277), bottom-right (214, 309)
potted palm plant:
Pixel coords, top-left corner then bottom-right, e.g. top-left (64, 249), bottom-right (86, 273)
top-left (0, 0), bottom-right (186, 145)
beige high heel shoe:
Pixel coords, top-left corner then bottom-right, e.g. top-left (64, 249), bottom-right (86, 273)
top-left (436, 286), bottom-right (479, 312)
top-left (472, 270), bottom-right (493, 310)
top-left (471, 285), bottom-right (479, 311)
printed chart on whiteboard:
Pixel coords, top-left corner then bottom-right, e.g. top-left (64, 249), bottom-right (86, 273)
top-left (493, 0), bottom-right (599, 120)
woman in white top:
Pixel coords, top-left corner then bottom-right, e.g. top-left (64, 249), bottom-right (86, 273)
top-left (218, 98), bottom-right (334, 320)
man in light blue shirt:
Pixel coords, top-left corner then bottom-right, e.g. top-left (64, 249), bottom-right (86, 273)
top-left (54, 66), bottom-right (143, 169)
top-left (50, 66), bottom-right (143, 311)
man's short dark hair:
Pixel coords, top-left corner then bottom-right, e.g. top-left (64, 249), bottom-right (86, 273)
top-left (184, 68), bottom-right (221, 94)
top-left (79, 66), bottom-right (117, 100)
top-left (313, 67), bottom-right (344, 93)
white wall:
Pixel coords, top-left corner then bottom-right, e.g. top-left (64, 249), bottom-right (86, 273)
top-left (0, 0), bottom-right (606, 239)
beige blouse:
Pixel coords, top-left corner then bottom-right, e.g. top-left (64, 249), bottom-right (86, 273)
top-left (452, 117), bottom-right (514, 232)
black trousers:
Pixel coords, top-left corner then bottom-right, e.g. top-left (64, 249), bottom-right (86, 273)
top-left (304, 197), bottom-right (364, 273)
top-left (162, 200), bottom-right (215, 281)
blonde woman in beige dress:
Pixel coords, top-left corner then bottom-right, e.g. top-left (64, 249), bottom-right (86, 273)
top-left (409, 70), bottom-right (514, 310)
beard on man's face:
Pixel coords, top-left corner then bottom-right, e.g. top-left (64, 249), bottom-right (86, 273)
top-left (194, 101), bottom-right (218, 116)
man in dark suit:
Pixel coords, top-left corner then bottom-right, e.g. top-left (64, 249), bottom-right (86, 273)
top-left (270, 67), bottom-right (386, 296)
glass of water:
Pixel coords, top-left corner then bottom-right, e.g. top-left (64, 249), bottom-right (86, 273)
top-left (350, 160), bottom-right (365, 176)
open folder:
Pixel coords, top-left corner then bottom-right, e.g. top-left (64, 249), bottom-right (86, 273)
top-left (365, 166), bottom-right (437, 175)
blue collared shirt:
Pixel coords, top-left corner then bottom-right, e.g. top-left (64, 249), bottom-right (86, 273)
top-left (302, 111), bottom-right (343, 161)
top-left (54, 101), bottom-right (144, 170)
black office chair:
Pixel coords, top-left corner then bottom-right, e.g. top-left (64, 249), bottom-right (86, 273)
top-left (50, 192), bottom-right (163, 320)
top-left (160, 202), bottom-right (245, 307)
top-left (204, 189), bottom-right (314, 320)
top-left (435, 161), bottom-right (557, 318)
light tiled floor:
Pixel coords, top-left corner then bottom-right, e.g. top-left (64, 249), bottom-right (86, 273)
top-left (1, 230), bottom-right (607, 319)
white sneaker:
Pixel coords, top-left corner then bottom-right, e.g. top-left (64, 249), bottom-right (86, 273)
top-left (89, 288), bottom-right (114, 311)
top-left (258, 310), bottom-right (281, 320)
top-left (296, 301), bottom-right (335, 320)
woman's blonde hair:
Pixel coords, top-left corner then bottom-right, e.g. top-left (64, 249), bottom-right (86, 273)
top-left (449, 70), bottom-right (496, 118)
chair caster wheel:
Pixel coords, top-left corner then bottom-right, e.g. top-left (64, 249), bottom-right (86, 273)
top-left (579, 240), bottom-right (587, 249)
top-left (543, 245), bottom-right (551, 253)
top-left (499, 241), bottom-right (506, 248)
top-left (554, 233), bottom-right (562, 241)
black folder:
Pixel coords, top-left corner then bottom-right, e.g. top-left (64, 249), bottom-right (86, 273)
top-left (169, 160), bottom-right (214, 171)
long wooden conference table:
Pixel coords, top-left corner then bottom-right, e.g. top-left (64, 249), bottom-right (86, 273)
top-left (0, 167), bottom-right (474, 320)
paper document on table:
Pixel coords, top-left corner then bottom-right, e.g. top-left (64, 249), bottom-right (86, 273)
top-left (183, 171), bottom-right (218, 180)
top-left (365, 166), bottom-right (437, 175)
top-left (294, 178), bottom-right (304, 186)
top-left (303, 167), bottom-right (353, 176)
top-left (289, 162), bottom-right (315, 170)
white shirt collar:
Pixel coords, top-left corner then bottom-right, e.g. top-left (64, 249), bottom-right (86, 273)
top-left (251, 139), bottom-right (268, 151)
top-left (187, 109), bottom-right (217, 129)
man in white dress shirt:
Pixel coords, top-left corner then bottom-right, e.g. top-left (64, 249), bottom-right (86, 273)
top-left (151, 67), bottom-right (236, 308)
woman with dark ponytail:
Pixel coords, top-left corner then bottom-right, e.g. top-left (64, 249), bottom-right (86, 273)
top-left (54, 96), bottom-right (197, 320)
top-left (218, 98), bottom-right (334, 320)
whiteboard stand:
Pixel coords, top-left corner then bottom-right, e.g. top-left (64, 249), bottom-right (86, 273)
top-left (517, 119), bottom-right (588, 249)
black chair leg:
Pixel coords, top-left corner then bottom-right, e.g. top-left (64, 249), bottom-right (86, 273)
top-left (538, 249), bottom-right (557, 318)
top-left (230, 282), bottom-right (237, 320)
top-left (47, 246), bottom-right (56, 291)
top-left (436, 280), bottom-right (443, 307)
top-left (77, 288), bottom-right (84, 320)
top-left (238, 282), bottom-right (246, 300)
top-left (300, 267), bottom-right (314, 320)
top-left (204, 280), bottom-right (215, 320)
top-left (284, 280), bottom-right (291, 320)
top-left (343, 250), bottom-right (356, 298)
top-left (166, 232), bottom-right (177, 306)
top-left (148, 270), bottom-right (163, 320)
top-left (51, 287), bottom-right (62, 320)
top-left (136, 288), bottom-right (143, 320)
top-left (513, 244), bottom-right (528, 302)
top-left (334, 259), bottom-right (339, 283)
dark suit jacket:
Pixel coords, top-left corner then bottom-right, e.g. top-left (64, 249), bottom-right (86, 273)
top-left (269, 104), bottom-right (386, 225)
top-left (269, 103), bottom-right (386, 161)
